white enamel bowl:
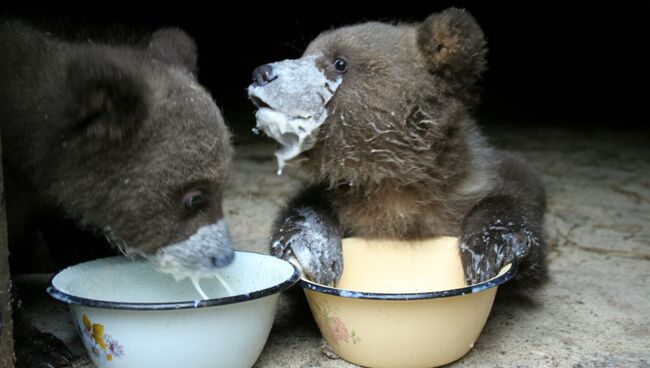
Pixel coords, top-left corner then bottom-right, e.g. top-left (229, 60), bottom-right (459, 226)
top-left (47, 252), bottom-right (299, 368)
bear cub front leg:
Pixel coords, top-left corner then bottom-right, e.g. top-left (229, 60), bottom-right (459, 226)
top-left (459, 156), bottom-right (547, 285)
top-left (270, 187), bottom-right (342, 285)
top-left (459, 198), bottom-right (541, 285)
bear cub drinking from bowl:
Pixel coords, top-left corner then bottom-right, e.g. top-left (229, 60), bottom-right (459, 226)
top-left (1, 21), bottom-right (234, 367)
top-left (249, 8), bottom-right (546, 286)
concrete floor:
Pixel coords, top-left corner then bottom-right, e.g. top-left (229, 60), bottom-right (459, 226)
top-left (22, 124), bottom-right (650, 367)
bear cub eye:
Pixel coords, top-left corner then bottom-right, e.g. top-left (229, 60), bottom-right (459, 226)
top-left (334, 58), bottom-right (348, 73)
top-left (182, 189), bottom-right (208, 213)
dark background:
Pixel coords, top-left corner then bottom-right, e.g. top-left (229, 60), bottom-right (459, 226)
top-left (2, 1), bottom-right (648, 135)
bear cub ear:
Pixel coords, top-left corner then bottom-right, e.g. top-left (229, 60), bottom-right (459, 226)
top-left (417, 8), bottom-right (487, 78)
top-left (65, 50), bottom-right (150, 141)
top-left (148, 28), bottom-right (198, 75)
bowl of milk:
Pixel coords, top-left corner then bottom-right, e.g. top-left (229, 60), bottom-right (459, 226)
top-left (47, 252), bottom-right (299, 368)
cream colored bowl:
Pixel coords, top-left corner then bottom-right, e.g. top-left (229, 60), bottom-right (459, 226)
top-left (301, 237), bottom-right (515, 368)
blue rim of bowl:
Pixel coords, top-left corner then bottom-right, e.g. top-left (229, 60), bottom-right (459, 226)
top-left (301, 261), bottom-right (517, 300)
top-left (46, 251), bottom-right (301, 311)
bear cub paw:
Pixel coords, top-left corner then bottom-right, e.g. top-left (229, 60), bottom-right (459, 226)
top-left (459, 220), bottom-right (537, 285)
top-left (270, 207), bottom-right (342, 286)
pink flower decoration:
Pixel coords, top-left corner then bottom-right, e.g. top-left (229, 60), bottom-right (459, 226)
top-left (327, 317), bottom-right (350, 342)
top-left (106, 337), bottom-right (125, 358)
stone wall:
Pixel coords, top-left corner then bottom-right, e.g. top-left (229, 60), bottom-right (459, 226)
top-left (0, 132), bottom-right (15, 367)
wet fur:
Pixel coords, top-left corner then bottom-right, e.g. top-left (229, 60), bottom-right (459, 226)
top-left (267, 9), bottom-right (547, 286)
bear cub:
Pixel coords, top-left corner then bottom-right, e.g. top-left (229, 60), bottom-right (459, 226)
top-left (249, 8), bottom-right (546, 286)
top-left (1, 21), bottom-right (234, 367)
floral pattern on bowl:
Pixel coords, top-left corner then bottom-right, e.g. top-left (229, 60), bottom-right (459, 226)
top-left (314, 300), bottom-right (361, 346)
top-left (77, 314), bottom-right (125, 366)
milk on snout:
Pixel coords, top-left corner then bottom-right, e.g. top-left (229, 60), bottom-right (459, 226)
top-left (152, 221), bottom-right (236, 300)
top-left (247, 54), bottom-right (343, 175)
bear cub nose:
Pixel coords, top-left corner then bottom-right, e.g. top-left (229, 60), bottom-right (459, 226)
top-left (252, 64), bottom-right (277, 86)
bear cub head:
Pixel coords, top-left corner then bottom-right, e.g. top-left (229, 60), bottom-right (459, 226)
top-left (38, 28), bottom-right (234, 274)
top-left (248, 8), bottom-right (487, 189)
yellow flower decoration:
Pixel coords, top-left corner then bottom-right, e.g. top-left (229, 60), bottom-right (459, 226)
top-left (92, 323), bottom-right (107, 350)
top-left (80, 313), bottom-right (125, 364)
top-left (83, 314), bottom-right (91, 332)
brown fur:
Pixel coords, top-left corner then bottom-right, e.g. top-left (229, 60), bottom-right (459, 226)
top-left (260, 8), bottom-right (546, 286)
top-left (2, 21), bottom-right (235, 367)
top-left (298, 14), bottom-right (496, 239)
top-left (0, 21), bottom-right (232, 267)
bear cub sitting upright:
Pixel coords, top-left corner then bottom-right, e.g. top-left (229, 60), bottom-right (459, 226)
top-left (249, 8), bottom-right (546, 286)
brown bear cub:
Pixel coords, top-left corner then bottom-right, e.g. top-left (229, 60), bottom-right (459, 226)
top-left (1, 21), bottom-right (233, 366)
top-left (249, 8), bottom-right (546, 286)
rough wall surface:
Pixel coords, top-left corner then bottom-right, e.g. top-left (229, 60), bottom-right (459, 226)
top-left (0, 132), bottom-right (15, 368)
